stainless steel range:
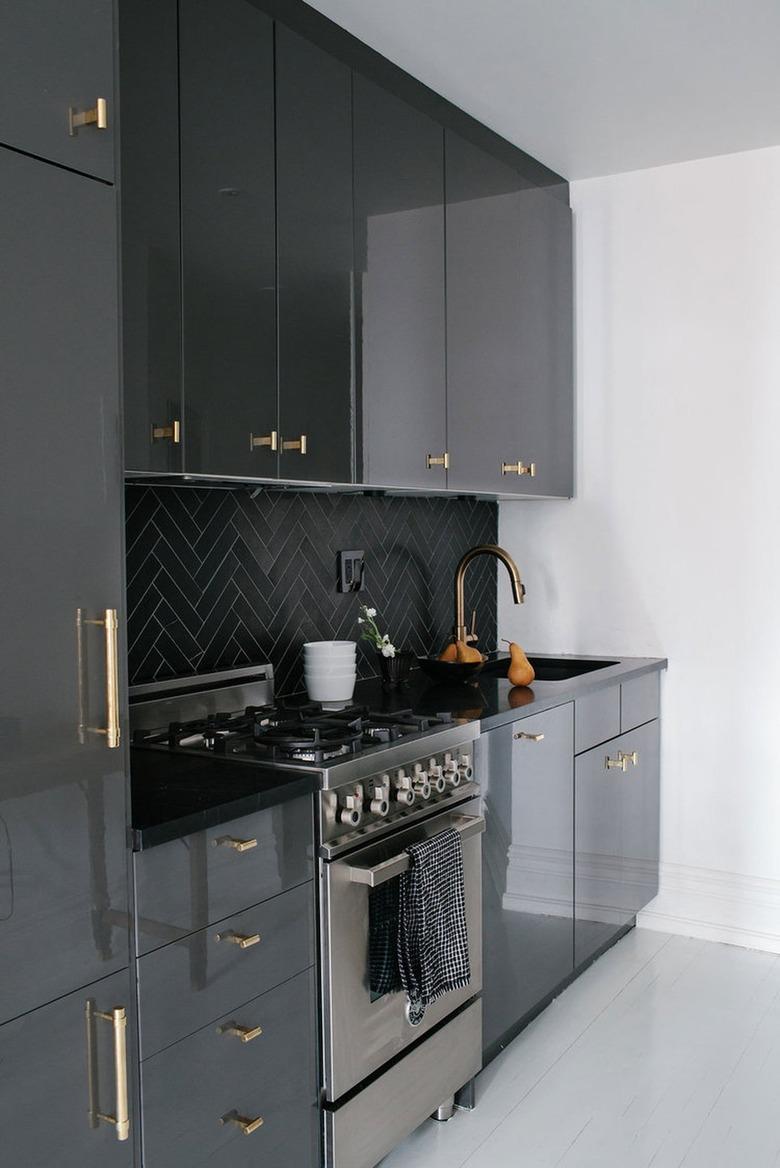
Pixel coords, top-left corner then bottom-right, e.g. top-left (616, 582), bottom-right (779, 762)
top-left (130, 664), bottom-right (484, 1168)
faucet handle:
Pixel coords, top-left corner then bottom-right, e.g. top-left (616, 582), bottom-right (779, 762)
top-left (465, 609), bottom-right (479, 644)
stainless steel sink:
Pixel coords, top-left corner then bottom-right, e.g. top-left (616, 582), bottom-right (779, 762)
top-left (481, 654), bottom-right (619, 682)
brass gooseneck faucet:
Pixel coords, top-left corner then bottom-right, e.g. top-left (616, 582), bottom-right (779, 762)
top-left (454, 545), bottom-right (525, 644)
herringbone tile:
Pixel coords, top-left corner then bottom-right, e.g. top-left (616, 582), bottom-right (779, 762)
top-left (125, 486), bottom-right (497, 695)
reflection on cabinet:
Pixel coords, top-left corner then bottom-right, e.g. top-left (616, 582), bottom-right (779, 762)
top-left (446, 131), bottom-right (574, 497)
top-left (0, 0), bottom-right (115, 181)
top-left (0, 971), bottom-right (133, 1167)
top-left (575, 719), bottom-right (661, 966)
top-left (0, 147), bottom-right (128, 1025)
top-left (480, 703), bottom-right (574, 1057)
top-left (276, 25), bottom-right (353, 484)
top-left (353, 75), bottom-right (447, 489)
top-left (180, 0), bottom-right (277, 479)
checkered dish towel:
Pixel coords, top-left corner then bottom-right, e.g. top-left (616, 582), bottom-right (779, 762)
top-left (397, 827), bottom-right (471, 1024)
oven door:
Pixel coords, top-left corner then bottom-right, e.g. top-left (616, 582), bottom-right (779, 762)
top-left (320, 798), bottom-right (483, 1102)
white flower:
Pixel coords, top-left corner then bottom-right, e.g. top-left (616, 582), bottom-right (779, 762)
top-left (365, 607), bottom-right (377, 618)
top-left (357, 617), bottom-right (364, 624)
top-left (381, 642), bottom-right (396, 658)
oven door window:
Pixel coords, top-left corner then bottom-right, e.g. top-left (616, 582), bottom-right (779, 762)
top-left (368, 876), bottom-right (402, 1001)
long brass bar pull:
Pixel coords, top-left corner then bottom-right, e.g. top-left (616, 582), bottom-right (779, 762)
top-left (250, 431), bottom-right (278, 452)
top-left (213, 835), bottom-right (258, 853)
top-left (215, 930), bottom-right (261, 949)
top-left (85, 1003), bottom-right (130, 1142)
top-left (68, 97), bottom-right (108, 136)
top-left (151, 420), bottom-right (181, 444)
top-left (83, 609), bottom-right (121, 749)
top-left (217, 1021), bottom-right (263, 1043)
top-left (282, 434), bottom-right (307, 453)
top-left (220, 1110), bottom-right (264, 1136)
top-left (502, 460), bottom-right (536, 477)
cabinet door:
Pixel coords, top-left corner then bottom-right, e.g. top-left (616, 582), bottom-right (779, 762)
top-left (481, 703), bottom-right (574, 1057)
top-left (353, 76), bottom-right (447, 489)
top-left (0, 0), bottom-right (114, 182)
top-left (0, 148), bottom-right (128, 1024)
top-left (276, 25), bottom-right (353, 484)
top-left (445, 131), bottom-right (573, 497)
top-left (0, 970), bottom-right (134, 1167)
top-left (180, 0), bottom-right (277, 479)
top-left (619, 720), bottom-right (660, 915)
top-left (120, 0), bottom-right (183, 473)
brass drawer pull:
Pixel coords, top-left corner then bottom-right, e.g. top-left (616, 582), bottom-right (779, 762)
top-left (502, 460), bottom-right (536, 477)
top-left (218, 1022), bottom-right (263, 1043)
top-left (514, 731), bottom-right (544, 742)
top-left (620, 750), bottom-right (639, 767)
top-left (282, 434), bottom-right (307, 453)
top-left (250, 430), bottom-right (278, 452)
top-left (85, 1002), bottom-right (130, 1142)
top-left (68, 97), bottom-right (108, 136)
top-left (426, 452), bottom-right (449, 470)
top-left (605, 754), bottom-right (628, 772)
top-left (80, 608), bottom-right (121, 749)
top-left (151, 420), bottom-right (181, 444)
top-left (220, 1110), bottom-right (264, 1136)
top-left (213, 836), bottom-right (258, 853)
top-left (215, 930), bottom-right (261, 949)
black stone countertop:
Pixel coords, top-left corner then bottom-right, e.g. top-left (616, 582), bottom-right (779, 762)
top-left (352, 652), bottom-right (668, 734)
top-left (130, 748), bottom-right (318, 851)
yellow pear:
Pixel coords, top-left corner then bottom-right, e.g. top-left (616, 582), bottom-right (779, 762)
top-left (438, 641), bottom-right (458, 662)
top-left (456, 639), bottom-right (483, 664)
top-left (502, 639), bottom-right (535, 687)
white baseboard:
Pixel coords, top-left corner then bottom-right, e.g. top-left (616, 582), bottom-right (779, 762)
top-left (637, 861), bottom-right (780, 954)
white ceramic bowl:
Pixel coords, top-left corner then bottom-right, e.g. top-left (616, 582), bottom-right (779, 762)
top-left (303, 640), bottom-right (356, 655)
top-left (305, 664), bottom-right (357, 680)
top-left (305, 675), bottom-right (356, 702)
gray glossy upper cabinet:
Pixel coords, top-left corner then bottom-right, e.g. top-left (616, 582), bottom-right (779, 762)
top-left (0, 970), bottom-right (135, 1167)
top-left (353, 76), bottom-right (447, 489)
top-left (445, 131), bottom-right (573, 497)
top-left (0, 146), bottom-right (129, 1026)
top-left (119, 0), bottom-right (183, 474)
top-left (180, 0), bottom-right (277, 479)
top-left (0, 0), bottom-right (115, 181)
top-left (276, 25), bottom-right (354, 484)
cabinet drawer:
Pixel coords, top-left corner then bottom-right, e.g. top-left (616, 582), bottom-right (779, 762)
top-left (141, 968), bottom-right (318, 1168)
top-left (134, 796), bottom-right (313, 954)
top-left (574, 686), bottom-right (620, 753)
top-left (621, 671), bottom-right (660, 732)
top-left (137, 882), bottom-right (314, 1059)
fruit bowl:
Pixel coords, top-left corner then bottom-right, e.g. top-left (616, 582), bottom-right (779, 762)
top-left (416, 656), bottom-right (485, 684)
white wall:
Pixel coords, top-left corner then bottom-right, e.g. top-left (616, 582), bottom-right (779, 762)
top-left (499, 144), bottom-right (780, 952)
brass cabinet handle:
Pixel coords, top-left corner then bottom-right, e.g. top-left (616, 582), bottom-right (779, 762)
top-left (85, 1002), bottom-right (130, 1142)
top-left (620, 750), bottom-right (639, 767)
top-left (282, 434), bottom-right (307, 454)
top-left (250, 430), bottom-right (278, 452)
top-left (220, 1110), bottom-right (264, 1136)
top-left (514, 731), bottom-right (544, 742)
top-left (426, 452), bottom-right (449, 470)
top-left (68, 97), bottom-right (108, 137)
top-left (81, 608), bottom-right (121, 749)
top-left (215, 931), bottom-right (261, 949)
top-left (213, 835), bottom-right (258, 853)
top-left (605, 754), bottom-right (628, 772)
top-left (151, 420), bottom-right (181, 444)
top-left (502, 460), bottom-right (536, 477)
top-left (217, 1021), bottom-right (263, 1043)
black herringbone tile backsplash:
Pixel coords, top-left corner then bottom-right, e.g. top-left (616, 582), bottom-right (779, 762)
top-left (126, 486), bottom-right (497, 695)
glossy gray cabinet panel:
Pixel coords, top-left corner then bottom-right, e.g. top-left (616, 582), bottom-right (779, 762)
top-left (353, 75), bottom-right (447, 489)
top-left (180, 0), bottom-right (276, 478)
top-left (141, 968), bottom-right (319, 1168)
top-left (0, 147), bottom-right (128, 1025)
top-left (0, 0), bottom-right (114, 181)
top-left (621, 671), bottom-right (661, 732)
top-left (276, 25), bottom-right (353, 484)
top-left (134, 796), bottom-right (314, 954)
top-left (575, 720), bottom-right (661, 965)
top-left (136, 882), bottom-right (314, 1059)
top-left (120, 0), bottom-right (182, 473)
top-left (575, 685), bottom-right (621, 754)
top-left (446, 131), bottom-right (573, 497)
top-left (0, 970), bottom-right (133, 1167)
top-left (480, 703), bottom-right (574, 1055)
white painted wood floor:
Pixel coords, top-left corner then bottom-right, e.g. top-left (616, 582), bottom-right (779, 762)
top-left (381, 930), bottom-right (780, 1168)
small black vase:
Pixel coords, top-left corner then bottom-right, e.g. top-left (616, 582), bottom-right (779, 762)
top-left (376, 649), bottom-right (415, 689)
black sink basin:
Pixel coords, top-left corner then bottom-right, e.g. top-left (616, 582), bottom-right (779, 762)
top-left (481, 653), bottom-right (619, 682)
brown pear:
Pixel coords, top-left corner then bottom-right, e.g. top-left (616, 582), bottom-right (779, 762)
top-left (503, 639), bottom-right (535, 687)
top-left (455, 639), bottom-right (483, 664)
top-left (438, 641), bottom-right (458, 662)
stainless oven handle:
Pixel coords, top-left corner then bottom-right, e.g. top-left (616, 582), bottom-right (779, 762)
top-left (346, 815), bottom-right (485, 888)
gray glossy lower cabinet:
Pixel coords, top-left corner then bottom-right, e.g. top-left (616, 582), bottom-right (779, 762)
top-left (0, 970), bottom-right (134, 1168)
top-left (141, 968), bottom-right (318, 1168)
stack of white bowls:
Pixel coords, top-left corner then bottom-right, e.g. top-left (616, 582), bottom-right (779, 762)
top-left (303, 641), bottom-right (357, 704)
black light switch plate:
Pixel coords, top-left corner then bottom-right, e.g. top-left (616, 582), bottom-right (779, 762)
top-left (338, 549), bottom-right (365, 593)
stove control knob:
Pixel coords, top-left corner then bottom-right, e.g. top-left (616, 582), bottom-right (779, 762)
top-left (427, 757), bottom-right (447, 795)
top-left (339, 794), bottom-right (362, 827)
top-left (352, 783), bottom-right (365, 804)
top-left (393, 770), bottom-right (415, 807)
top-left (443, 753), bottom-right (461, 788)
top-left (369, 780), bottom-right (390, 817)
top-left (412, 763), bottom-right (431, 800)
top-left (458, 753), bottom-right (473, 782)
